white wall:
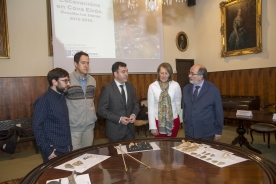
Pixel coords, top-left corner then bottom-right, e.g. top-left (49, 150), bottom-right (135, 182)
top-left (1, 0), bottom-right (53, 77)
top-left (0, 0), bottom-right (274, 77)
top-left (1, 0), bottom-right (195, 77)
top-left (162, 3), bottom-right (195, 73)
top-left (195, 0), bottom-right (276, 72)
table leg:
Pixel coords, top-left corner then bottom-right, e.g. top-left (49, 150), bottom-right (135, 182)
top-left (231, 120), bottom-right (262, 154)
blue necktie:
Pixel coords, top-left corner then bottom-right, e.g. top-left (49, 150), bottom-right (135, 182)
top-left (193, 86), bottom-right (200, 101)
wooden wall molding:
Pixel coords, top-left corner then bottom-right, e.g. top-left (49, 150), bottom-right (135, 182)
top-left (1, 68), bottom-right (276, 149)
top-left (207, 67), bottom-right (276, 107)
top-left (0, 74), bottom-right (160, 120)
top-left (1, 67), bottom-right (275, 121)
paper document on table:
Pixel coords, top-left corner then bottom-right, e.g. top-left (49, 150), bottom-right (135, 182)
top-left (54, 153), bottom-right (110, 173)
top-left (236, 110), bottom-right (253, 117)
top-left (116, 142), bottom-right (160, 154)
top-left (173, 144), bottom-right (247, 168)
top-left (273, 113), bottom-right (276, 120)
top-left (46, 173), bottom-right (90, 184)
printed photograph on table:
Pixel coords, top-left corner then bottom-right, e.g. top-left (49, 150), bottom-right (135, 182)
top-left (176, 31), bottom-right (188, 52)
top-left (173, 140), bottom-right (248, 168)
top-left (55, 153), bottom-right (110, 173)
top-left (0, 0), bottom-right (10, 58)
top-left (220, 0), bottom-right (262, 57)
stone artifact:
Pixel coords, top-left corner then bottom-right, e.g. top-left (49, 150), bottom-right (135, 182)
top-left (72, 161), bottom-right (83, 166)
top-left (176, 140), bottom-right (192, 149)
top-left (65, 164), bottom-right (75, 169)
top-left (126, 141), bottom-right (153, 152)
top-left (222, 152), bottom-right (230, 159)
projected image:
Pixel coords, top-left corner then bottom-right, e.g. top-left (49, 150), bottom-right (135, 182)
top-left (51, 0), bottom-right (164, 73)
top-left (114, 9), bottom-right (161, 59)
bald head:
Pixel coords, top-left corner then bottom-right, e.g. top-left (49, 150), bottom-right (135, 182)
top-left (190, 64), bottom-right (207, 79)
top-left (188, 64), bottom-right (207, 85)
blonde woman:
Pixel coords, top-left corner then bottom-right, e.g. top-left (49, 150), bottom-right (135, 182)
top-left (147, 63), bottom-right (182, 137)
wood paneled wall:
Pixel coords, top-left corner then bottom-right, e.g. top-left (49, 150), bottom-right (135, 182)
top-left (1, 67), bottom-right (275, 121)
top-left (207, 67), bottom-right (276, 106)
top-left (0, 77), bottom-right (49, 120)
top-left (0, 74), bottom-right (159, 120)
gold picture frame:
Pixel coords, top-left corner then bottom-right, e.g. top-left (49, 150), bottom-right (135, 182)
top-left (220, 0), bottom-right (262, 58)
top-left (176, 31), bottom-right (188, 52)
top-left (0, 0), bottom-right (10, 58)
top-left (46, 0), bottom-right (53, 56)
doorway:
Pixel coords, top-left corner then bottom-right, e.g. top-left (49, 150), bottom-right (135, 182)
top-left (175, 59), bottom-right (194, 90)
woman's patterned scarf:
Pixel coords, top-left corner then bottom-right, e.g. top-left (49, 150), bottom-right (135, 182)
top-left (158, 81), bottom-right (174, 136)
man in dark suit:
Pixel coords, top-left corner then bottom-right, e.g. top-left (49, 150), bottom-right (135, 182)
top-left (97, 62), bottom-right (139, 142)
top-left (182, 64), bottom-right (224, 141)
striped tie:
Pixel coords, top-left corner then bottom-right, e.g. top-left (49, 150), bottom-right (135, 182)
top-left (193, 86), bottom-right (200, 101)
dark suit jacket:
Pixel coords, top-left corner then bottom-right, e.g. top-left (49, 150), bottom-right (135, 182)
top-left (97, 80), bottom-right (139, 139)
top-left (182, 81), bottom-right (224, 138)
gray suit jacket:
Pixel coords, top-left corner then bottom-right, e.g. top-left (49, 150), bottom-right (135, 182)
top-left (97, 80), bottom-right (139, 139)
top-left (182, 81), bottom-right (224, 138)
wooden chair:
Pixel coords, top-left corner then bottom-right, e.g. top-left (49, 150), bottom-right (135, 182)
top-left (134, 120), bottom-right (149, 136)
top-left (139, 98), bottom-right (148, 107)
top-left (134, 98), bottom-right (149, 137)
top-left (250, 103), bottom-right (276, 148)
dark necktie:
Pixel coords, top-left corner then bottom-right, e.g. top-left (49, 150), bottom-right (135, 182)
top-left (193, 86), bottom-right (200, 101)
top-left (120, 85), bottom-right (126, 104)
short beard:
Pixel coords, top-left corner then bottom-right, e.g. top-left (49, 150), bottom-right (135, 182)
top-left (56, 85), bottom-right (66, 94)
top-left (189, 80), bottom-right (194, 84)
top-left (189, 79), bottom-right (199, 85)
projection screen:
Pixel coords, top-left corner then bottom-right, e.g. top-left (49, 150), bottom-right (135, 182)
top-left (50, 0), bottom-right (164, 73)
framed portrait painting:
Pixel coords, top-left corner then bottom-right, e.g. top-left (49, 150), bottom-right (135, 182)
top-left (176, 31), bottom-right (188, 52)
top-left (0, 0), bottom-right (10, 58)
top-left (220, 0), bottom-right (262, 57)
top-left (47, 0), bottom-right (53, 56)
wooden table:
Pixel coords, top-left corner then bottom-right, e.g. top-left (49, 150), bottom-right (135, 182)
top-left (224, 111), bottom-right (276, 154)
top-left (20, 138), bottom-right (276, 184)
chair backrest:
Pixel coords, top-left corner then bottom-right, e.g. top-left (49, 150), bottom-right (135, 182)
top-left (140, 98), bottom-right (148, 107)
top-left (260, 103), bottom-right (276, 114)
top-left (136, 98), bottom-right (148, 120)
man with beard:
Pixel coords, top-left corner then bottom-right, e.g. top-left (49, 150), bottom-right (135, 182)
top-left (97, 62), bottom-right (139, 142)
top-left (33, 68), bottom-right (72, 162)
top-left (182, 64), bottom-right (223, 141)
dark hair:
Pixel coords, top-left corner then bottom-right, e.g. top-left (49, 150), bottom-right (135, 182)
top-left (112, 61), bottom-right (127, 74)
top-left (157, 62), bottom-right (173, 81)
top-left (74, 51), bottom-right (89, 64)
top-left (47, 68), bottom-right (69, 86)
top-left (198, 67), bottom-right (207, 79)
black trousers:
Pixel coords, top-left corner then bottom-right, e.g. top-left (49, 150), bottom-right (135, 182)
top-left (185, 135), bottom-right (215, 141)
top-left (108, 126), bottom-right (134, 143)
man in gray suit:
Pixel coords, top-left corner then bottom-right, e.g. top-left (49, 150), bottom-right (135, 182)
top-left (182, 64), bottom-right (224, 141)
top-left (97, 62), bottom-right (139, 142)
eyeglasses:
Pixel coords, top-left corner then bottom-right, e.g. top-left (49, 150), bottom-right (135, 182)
top-left (59, 79), bottom-right (71, 84)
top-left (188, 72), bottom-right (201, 76)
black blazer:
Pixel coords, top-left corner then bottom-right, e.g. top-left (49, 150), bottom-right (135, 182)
top-left (97, 80), bottom-right (139, 139)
